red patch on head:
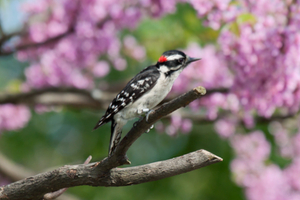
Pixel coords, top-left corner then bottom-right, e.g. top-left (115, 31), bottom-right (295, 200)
top-left (158, 56), bottom-right (167, 63)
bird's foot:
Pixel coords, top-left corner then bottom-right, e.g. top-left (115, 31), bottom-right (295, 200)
top-left (145, 109), bottom-right (155, 122)
top-left (145, 124), bottom-right (154, 133)
top-left (137, 108), bottom-right (154, 122)
top-left (137, 108), bottom-right (150, 115)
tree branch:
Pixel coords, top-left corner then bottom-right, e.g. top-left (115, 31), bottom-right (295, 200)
top-left (0, 3), bottom-right (111, 56)
top-left (0, 150), bottom-right (222, 200)
top-left (0, 30), bottom-right (73, 56)
top-left (0, 151), bottom-right (86, 200)
top-left (0, 87), bottom-right (115, 109)
top-left (0, 86), bottom-right (221, 200)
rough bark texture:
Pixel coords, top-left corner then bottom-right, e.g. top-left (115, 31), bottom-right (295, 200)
top-left (0, 86), bottom-right (223, 200)
top-left (0, 150), bottom-right (222, 200)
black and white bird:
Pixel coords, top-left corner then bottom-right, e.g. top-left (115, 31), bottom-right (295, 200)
top-left (93, 50), bottom-right (200, 156)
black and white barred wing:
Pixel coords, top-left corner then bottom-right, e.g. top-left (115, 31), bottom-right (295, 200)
top-left (93, 66), bottom-right (160, 130)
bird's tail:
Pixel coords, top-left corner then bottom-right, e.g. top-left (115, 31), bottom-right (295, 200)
top-left (93, 116), bottom-right (108, 131)
top-left (108, 119), bottom-right (122, 156)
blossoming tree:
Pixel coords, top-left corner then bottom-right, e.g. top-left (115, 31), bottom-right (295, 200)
top-left (1, 0), bottom-right (300, 199)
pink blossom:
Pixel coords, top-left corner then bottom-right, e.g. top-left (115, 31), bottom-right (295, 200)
top-left (285, 158), bottom-right (300, 191)
top-left (93, 61), bottom-right (110, 77)
top-left (18, 0), bottom-right (182, 90)
top-left (123, 35), bottom-right (146, 60)
top-left (181, 119), bottom-right (192, 133)
top-left (231, 131), bottom-right (270, 162)
top-left (245, 165), bottom-right (290, 200)
top-left (215, 119), bottom-right (236, 138)
top-left (165, 114), bottom-right (193, 136)
top-left (0, 104), bottom-right (31, 132)
top-left (113, 58), bottom-right (127, 71)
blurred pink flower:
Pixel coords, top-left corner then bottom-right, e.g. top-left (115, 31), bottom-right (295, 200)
top-left (215, 119), bottom-right (236, 138)
top-left (0, 104), bottom-right (31, 132)
top-left (231, 131), bottom-right (271, 162)
top-left (93, 61), bottom-right (110, 77)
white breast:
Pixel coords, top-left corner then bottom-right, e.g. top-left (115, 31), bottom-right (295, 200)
top-left (115, 68), bottom-right (183, 121)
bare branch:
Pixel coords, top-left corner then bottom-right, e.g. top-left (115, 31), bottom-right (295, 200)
top-left (0, 4), bottom-right (111, 56)
top-left (43, 156), bottom-right (92, 200)
top-left (0, 86), bottom-right (217, 200)
top-left (0, 152), bottom-right (84, 200)
top-left (0, 30), bottom-right (73, 56)
top-left (0, 87), bottom-right (115, 109)
top-left (0, 150), bottom-right (222, 200)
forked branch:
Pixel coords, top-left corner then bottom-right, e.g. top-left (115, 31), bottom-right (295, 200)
top-left (0, 86), bottom-right (223, 200)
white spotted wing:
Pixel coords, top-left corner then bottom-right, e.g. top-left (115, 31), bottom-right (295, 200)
top-left (93, 65), bottom-right (160, 129)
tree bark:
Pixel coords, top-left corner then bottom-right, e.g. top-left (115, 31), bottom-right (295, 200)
top-left (0, 86), bottom-right (224, 200)
top-left (0, 150), bottom-right (222, 200)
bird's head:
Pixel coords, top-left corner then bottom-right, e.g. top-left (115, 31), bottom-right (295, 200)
top-left (156, 50), bottom-right (200, 75)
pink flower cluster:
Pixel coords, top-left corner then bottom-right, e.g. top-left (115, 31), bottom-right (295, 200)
top-left (190, 0), bottom-right (236, 29)
top-left (2, 1), bottom-right (300, 199)
top-left (231, 130), bottom-right (300, 200)
top-left (169, 0), bottom-right (300, 133)
top-left (166, 114), bottom-right (192, 136)
top-left (171, 0), bottom-right (300, 122)
top-left (17, 0), bottom-right (183, 89)
top-left (0, 104), bottom-right (31, 134)
top-left (169, 1), bottom-right (300, 199)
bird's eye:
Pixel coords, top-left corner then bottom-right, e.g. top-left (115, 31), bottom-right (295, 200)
top-left (178, 58), bottom-right (184, 63)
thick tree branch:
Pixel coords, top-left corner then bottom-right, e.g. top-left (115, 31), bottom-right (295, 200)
top-left (0, 150), bottom-right (222, 200)
top-left (0, 151), bottom-right (86, 200)
top-left (0, 86), bottom-right (222, 200)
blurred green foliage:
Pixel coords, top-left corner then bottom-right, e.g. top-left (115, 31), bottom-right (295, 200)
top-left (0, 3), bottom-right (245, 200)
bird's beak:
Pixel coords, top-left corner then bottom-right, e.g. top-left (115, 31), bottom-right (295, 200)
top-left (186, 57), bottom-right (201, 65)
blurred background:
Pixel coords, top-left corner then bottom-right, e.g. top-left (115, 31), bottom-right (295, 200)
top-left (1, 0), bottom-right (300, 199)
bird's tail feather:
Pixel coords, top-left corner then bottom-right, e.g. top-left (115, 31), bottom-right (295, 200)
top-left (93, 117), bottom-right (108, 130)
top-left (108, 119), bottom-right (122, 156)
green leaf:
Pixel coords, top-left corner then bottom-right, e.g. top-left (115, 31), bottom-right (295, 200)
top-left (228, 21), bottom-right (240, 36)
top-left (237, 13), bottom-right (257, 25)
top-left (227, 13), bottom-right (257, 36)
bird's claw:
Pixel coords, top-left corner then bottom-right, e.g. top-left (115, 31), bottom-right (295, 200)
top-left (145, 110), bottom-right (155, 122)
top-left (145, 125), bottom-right (154, 133)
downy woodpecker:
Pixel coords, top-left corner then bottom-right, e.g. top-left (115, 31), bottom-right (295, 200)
top-left (93, 50), bottom-right (200, 156)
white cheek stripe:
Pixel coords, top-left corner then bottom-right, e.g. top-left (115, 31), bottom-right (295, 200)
top-left (166, 54), bottom-right (183, 61)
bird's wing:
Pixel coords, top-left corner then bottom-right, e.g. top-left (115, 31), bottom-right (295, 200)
top-left (93, 65), bottom-right (160, 130)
